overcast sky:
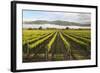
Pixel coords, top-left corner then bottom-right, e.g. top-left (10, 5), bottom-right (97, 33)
top-left (23, 10), bottom-right (91, 24)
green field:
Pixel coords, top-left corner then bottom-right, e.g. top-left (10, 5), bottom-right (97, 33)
top-left (22, 29), bottom-right (91, 62)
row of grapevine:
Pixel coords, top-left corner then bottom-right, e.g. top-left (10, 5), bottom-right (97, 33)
top-left (64, 32), bottom-right (90, 44)
top-left (62, 32), bottom-right (90, 59)
top-left (23, 32), bottom-right (52, 45)
top-left (23, 29), bottom-right (91, 62)
top-left (59, 32), bottom-right (70, 52)
top-left (47, 32), bottom-right (57, 52)
top-left (64, 31), bottom-right (90, 39)
top-left (59, 32), bottom-right (72, 59)
top-left (23, 33), bottom-right (45, 43)
top-left (23, 29), bottom-right (55, 45)
top-left (62, 32), bottom-right (90, 53)
top-left (23, 32), bottom-right (55, 62)
top-left (29, 32), bottom-right (55, 49)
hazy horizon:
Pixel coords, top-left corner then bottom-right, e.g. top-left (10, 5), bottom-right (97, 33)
top-left (23, 10), bottom-right (91, 29)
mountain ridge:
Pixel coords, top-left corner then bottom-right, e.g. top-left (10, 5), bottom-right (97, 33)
top-left (23, 20), bottom-right (90, 26)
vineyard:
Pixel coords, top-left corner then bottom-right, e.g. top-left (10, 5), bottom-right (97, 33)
top-left (22, 29), bottom-right (91, 62)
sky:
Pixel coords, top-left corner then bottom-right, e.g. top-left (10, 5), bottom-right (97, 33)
top-left (23, 10), bottom-right (91, 24)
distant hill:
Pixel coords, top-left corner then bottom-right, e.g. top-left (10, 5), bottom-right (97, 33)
top-left (23, 20), bottom-right (90, 26)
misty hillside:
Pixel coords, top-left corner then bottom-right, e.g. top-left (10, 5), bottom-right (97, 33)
top-left (23, 20), bottom-right (90, 26)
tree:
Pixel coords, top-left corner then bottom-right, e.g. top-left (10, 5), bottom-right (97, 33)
top-left (66, 27), bottom-right (69, 29)
top-left (39, 26), bottom-right (42, 30)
